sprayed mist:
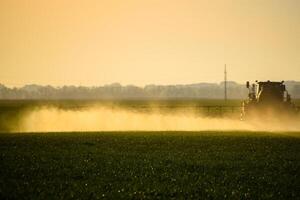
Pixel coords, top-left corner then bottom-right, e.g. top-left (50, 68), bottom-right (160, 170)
top-left (9, 105), bottom-right (300, 133)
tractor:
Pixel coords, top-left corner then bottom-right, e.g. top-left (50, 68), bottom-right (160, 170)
top-left (241, 80), bottom-right (298, 120)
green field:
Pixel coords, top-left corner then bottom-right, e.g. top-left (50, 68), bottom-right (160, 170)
top-left (0, 100), bottom-right (299, 199)
top-left (0, 131), bottom-right (299, 199)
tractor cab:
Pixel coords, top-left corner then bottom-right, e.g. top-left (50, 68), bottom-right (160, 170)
top-left (242, 80), bottom-right (297, 119)
top-left (246, 81), bottom-right (291, 104)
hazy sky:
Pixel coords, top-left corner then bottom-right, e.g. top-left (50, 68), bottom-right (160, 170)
top-left (1, 0), bottom-right (299, 87)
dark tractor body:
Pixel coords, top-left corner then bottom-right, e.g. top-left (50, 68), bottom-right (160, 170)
top-left (241, 81), bottom-right (298, 120)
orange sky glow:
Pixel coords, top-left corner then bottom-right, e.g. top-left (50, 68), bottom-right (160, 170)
top-left (0, 0), bottom-right (299, 87)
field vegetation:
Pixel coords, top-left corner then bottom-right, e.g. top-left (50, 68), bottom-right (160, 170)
top-left (0, 100), bottom-right (299, 199)
top-left (0, 131), bottom-right (299, 199)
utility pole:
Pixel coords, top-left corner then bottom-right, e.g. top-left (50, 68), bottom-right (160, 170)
top-left (224, 64), bottom-right (227, 101)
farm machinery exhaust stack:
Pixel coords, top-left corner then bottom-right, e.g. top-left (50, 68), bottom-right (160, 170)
top-left (241, 80), bottom-right (298, 120)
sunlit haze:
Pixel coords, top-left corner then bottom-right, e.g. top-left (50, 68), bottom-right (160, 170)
top-left (1, 0), bottom-right (299, 87)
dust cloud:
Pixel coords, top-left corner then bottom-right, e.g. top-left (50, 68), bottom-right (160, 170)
top-left (11, 105), bottom-right (300, 133)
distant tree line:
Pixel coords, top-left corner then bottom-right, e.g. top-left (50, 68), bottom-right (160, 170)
top-left (0, 81), bottom-right (299, 100)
